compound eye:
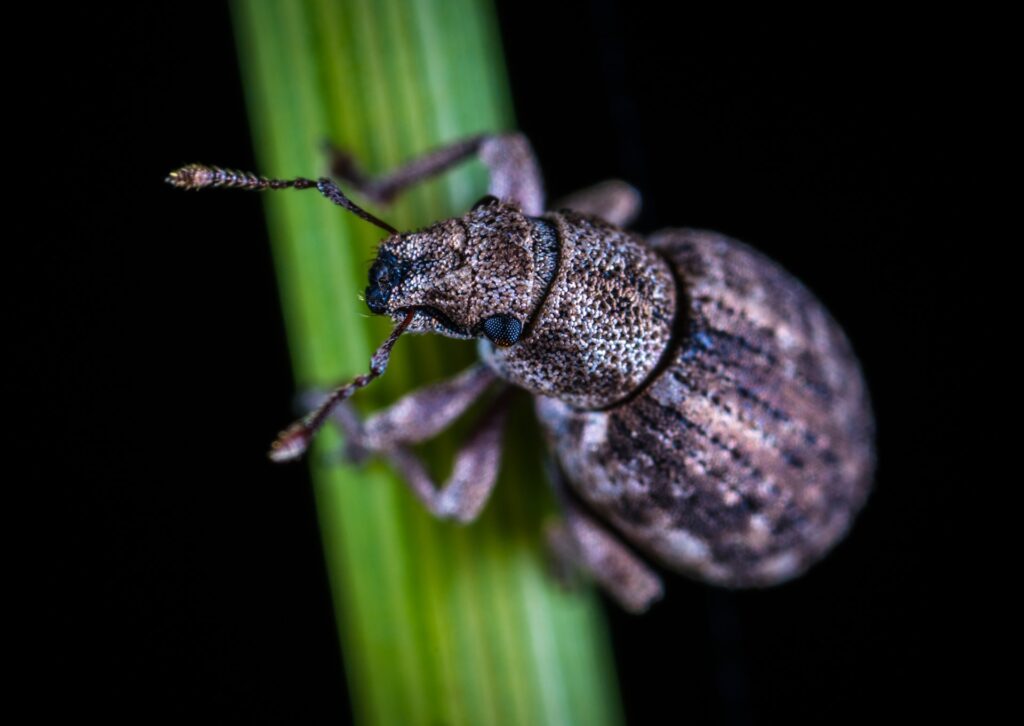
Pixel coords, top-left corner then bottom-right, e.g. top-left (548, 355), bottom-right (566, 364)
top-left (482, 314), bottom-right (522, 347)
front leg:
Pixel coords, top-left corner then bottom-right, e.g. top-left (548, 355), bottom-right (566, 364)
top-left (309, 364), bottom-right (508, 522)
top-left (320, 363), bottom-right (496, 460)
top-left (327, 133), bottom-right (545, 214)
top-left (387, 393), bottom-right (510, 523)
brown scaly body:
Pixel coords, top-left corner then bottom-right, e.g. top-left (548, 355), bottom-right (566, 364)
top-left (169, 132), bottom-right (876, 610)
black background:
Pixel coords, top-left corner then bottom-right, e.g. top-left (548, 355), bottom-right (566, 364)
top-left (31, 4), bottom-right (971, 723)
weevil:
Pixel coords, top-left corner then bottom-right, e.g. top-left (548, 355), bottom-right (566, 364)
top-left (167, 133), bottom-right (875, 612)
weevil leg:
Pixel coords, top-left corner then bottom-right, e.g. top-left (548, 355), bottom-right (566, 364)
top-left (303, 365), bottom-right (507, 522)
top-left (545, 463), bottom-right (664, 613)
top-left (553, 180), bottom-right (642, 228)
top-left (383, 390), bottom-right (511, 523)
top-left (300, 363), bottom-right (497, 461)
top-left (326, 133), bottom-right (545, 214)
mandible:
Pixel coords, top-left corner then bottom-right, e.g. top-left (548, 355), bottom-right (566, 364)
top-left (168, 133), bottom-right (876, 612)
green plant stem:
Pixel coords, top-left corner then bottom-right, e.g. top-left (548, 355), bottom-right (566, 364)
top-left (232, 2), bottom-right (624, 724)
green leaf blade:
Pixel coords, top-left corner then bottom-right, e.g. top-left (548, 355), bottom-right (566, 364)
top-left (232, 2), bottom-right (625, 724)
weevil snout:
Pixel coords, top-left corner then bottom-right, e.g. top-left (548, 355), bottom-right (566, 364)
top-left (365, 204), bottom-right (542, 342)
top-left (365, 250), bottom-right (407, 315)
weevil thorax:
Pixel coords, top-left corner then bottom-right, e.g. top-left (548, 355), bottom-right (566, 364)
top-left (367, 200), bottom-right (539, 340)
top-left (482, 210), bottom-right (678, 410)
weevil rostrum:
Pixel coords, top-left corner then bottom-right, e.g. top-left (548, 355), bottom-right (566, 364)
top-left (168, 133), bottom-right (875, 612)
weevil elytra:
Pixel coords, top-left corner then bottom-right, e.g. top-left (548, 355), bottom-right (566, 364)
top-left (167, 133), bottom-right (875, 612)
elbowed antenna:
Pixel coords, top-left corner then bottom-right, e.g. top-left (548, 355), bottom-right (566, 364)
top-left (166, 163), bottom-right (398, 235)
top-left (167, 162), bottom-right (407, 461)
top-left (268, 309), bottom-right (415, 462)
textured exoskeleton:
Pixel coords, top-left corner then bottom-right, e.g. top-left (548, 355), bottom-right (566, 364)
top-left (169, 133), bottom-right (875, 612)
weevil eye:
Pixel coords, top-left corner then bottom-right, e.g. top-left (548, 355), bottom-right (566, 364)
top-left (482, 314), bottom-right (522, 347)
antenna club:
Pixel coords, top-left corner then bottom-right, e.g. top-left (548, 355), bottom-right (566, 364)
top-left (268, 424), bottom-right (310, 462)
top-left (164, 163), bottom-right (397, 232)
top-left (165, 163), bottom-right (216, 190)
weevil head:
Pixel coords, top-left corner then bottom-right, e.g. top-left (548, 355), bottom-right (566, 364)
top-left (365, 198), bottom-right (552, 347)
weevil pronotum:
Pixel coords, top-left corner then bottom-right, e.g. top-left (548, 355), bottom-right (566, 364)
top-left (168, 133), bottom-right (875, 612)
